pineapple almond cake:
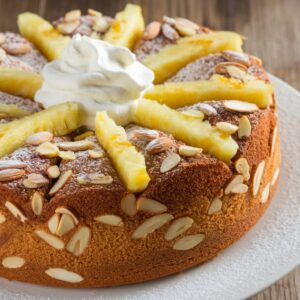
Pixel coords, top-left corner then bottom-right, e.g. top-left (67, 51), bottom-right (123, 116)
top-left (0, 4), bottom-right (280, 287)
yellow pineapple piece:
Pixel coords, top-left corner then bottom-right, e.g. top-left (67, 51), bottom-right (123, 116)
top-left (134, 99), bottom-right (238, 162)
top-left (95, 112), bottom-right (150, 192)
top-left (0, 103), bottom-right (31, 118)
top-left (0, 67), bottom-right (43, 99)
top-left (104, 4), bottom-right (144, 50)
top-left (145, 75), bottom-right (273, 108)
top-left (143, 31), bottom-right (243, 84)
top-left (0, 102), bottom-right (81, 157)
top-left (18, 12), bottom-right (70, 60)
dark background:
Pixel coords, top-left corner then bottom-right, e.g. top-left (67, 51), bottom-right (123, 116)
top-left (0, 0), bottom-right (299, 298)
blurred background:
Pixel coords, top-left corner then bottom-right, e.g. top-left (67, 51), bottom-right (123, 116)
top-left (0, 0), bottom-right (299, 299)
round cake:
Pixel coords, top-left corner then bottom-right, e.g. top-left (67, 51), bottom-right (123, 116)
top-left (0, 5), bottom-right (280, 287)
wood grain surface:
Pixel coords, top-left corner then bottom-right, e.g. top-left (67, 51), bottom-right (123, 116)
top-left (0, 0), bottom-right (299, 299)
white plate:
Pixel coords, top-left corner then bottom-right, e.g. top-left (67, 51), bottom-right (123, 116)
top-left (0, 75), bottom-right (299, 300)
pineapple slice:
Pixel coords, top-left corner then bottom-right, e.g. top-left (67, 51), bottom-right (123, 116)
top-left (143, 31), bottom-right (243, 84)
top-left (0, 67), bottom-right (43, 99)
top-left (0, 102), bottom-right (81, 157)
top-left (145, 75), bottom-right (273, 108)
top-left (134, 99), bottom-right (238, 162)
top-left (18, 12), bottom-right (70, 60)
top-left (95, 112), bottom-right (150, 192)
top-left (104, 4), bottom-right (144, 50)
top-left (0, 103), bottom-right (31, 118)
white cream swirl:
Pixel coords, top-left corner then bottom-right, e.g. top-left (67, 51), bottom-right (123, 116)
top-left (35, 34), bottom-right (154, 128)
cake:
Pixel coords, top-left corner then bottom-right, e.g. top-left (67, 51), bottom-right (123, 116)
top-left (0, 4), bottom-right (280, 287)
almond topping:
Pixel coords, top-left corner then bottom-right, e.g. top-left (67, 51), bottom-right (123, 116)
top-left (23, 173), bottom-right (49, 188)
top-left (271, 168), bottom-right (280, 186)
top-left (178, 145), bottom-right (202, 157)
top-left (235, 157), bottom-right (250, 180)
top-left (0, 168), bottom-right (25, 181)
top-left (238, 116), bottom-right (252, 138)
top-left (132, 213), bottom-right (174, 239)
top-left (57, 140), bottom-right (95, 152)
top-left (215, 62), bottom-right (248, 78)
top-left (182, 109), bottom-right (204, 120)
top-left (59, 151), bottom-right (76, 161)
top-left (37, 142), bottom-right (59, 158)
top-left (195, 103), bottom-right (218, 116)
top-left (55, 207), bottom-right (79, 224)
top-left (77, 173), bottom-right (113, 185)
top-left (47, 165), bottom-right (60, 179)
top-left (261, 183), bottom-right (270, 203)
top-left (0, 213), bottom-right (6, 224)
top-left (2, 42), bottom-right (32, 55)
top-left (165, 217), bottom-right (194, 241)
top-left (208, 197), bottom-right (223, 215)
top-left (121, 193), bottom-right (137, 216)
top-left (57, 20), bottom-right (80, 35)
top-left (88, 8), bottom-right (102, 17)
top-left (0, 48), bottom-right (6, 62)
top-left (137, 197), bottom-right (167, 214)
top-left (173, 234), bottom-right (205, 250)
top-left (26, 131), bottom-right (53, 146)
top-left (31, 192), bottom-right (43, 216)
top-left (93, 17), bottom-right (109, 32)
top-left (223, 100), bottom-right (259, 113)
top-left (0, 160), bottom-right (26, 170)
top-left (5, 201), bottom-right (27, 223)
top-left (94, 214), bottom-right (123, 226)
top-left (35, 230), bottom-right (64, 250)
top-left (66, 226), bottom-right (91, 256)
top-left (252, 160), bottom-right (265, 196)
top-left (145, 137), bottom-right (174, 154)
top-left (56, 214), bottom-right (76, 237)
top-left (225, 175), bottom-right (244, 195)
top-left (221, 50), bottom-right (251, 67)
top-left (216, 122), bottom-right (238, 134)
top-left (74, 131), bottom-right (94, 141)
top-left (174, 19), bottom-right (197, 36)
top-left (49, 170), bottom-right (72, 196)
top-left (45, 268), bottom-right (83, 283)
top-left (143, 21), bottom-right (161, 40)
top-left (161, 23), bottom-right (179, 41)
top-left (65, 9), bottom-right (81, 22)
top-left (88, 150), bottom-right (103, 158)
top-left (133, 129), bottom-right (159, 141)
top-left (162, 16), bottom-right (176, 26)
top-left (0, 33), bottom-right (5, 44)
top-left (160, 152), bottom-right (181, 173)
top-left (2, 256), bottom-right (25, 269)
top-left (271, 126), bottom-right (278, 156)
top-left (48, 213), bottom-right (60, 234)
top-left (231, 183), bottom-right (249, 194)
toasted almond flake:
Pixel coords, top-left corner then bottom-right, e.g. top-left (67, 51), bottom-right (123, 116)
top-left (195, 103), bottom-right (218, 116)
top-left (182, 109), bottom-right (204, 120)
top-left (145, 137), bottom-right (174, 154)
top-left (35, 230), bottom-right (64, 250)
top-left (0, 33), bottom-right (5, 44)
top-left (94, 214), bottom-right (123, 226)
top-left (47, 165), bottom-right (60, 179)
top-left (65, 9), bottom-right (81, 22)
top-left (160, 152), bottom-right (181, 173)
top-left (132, 213), bottom-right (174, 239)
top-left (93, 17), bottom-right (109, 32)
top-left (231, 183), bottom-right (248, 194)
top-left (235, 157), bottom-right (250, 180)
top-left (31, 192), bottom-right (43, 215)
top-left (5, 201), bottom-right (27, 223)
top-left (165, 217), bottom-right (194, 241)
top-left (208, 197), bottom-right (223, 215)
top-left (261, 183), bottom-right (270, 203)
top-left (57, 140), bottom-right (95, 152)
top-left (271, 126), bottom-right (278, 156)
top-left (238, 116), bottom-right (252, 138)
top-left (221, 50), bottom-right (250, 67)
top-left (161, 23), bottom-right (179, 41)
top-left (215, 62), bottom-right (247, 77)
top-left (252, 160), bottom-right (266, 196)
top-left (271, 168), bottom-right (280, 186)
top-left (175, 17), bottom-right (199, 30)
top-left (37, 142), bottom-right (59, 158)
top-left (45, 268), bottom-right (83, 283)
top-left (88, 8), bottom-right (102, 17)
top-left (216, 122), bottom-right (238, 134)
top-left (2, 256), bottom-right (25, 269)
top-left (223, 100), bottom-right (259, 113)
top-left (162, 16), bottom-right (176, 26)
top-left (0, 168), bottom-right (25, 182)
top-left (67, 226), bottom-right (91, 256)
top-left (59, 151), bottom-right (76, 161)
top-left (252, 55), bottom-right (263, 66)
top-left (173, 234), bottom-right (205, 250)
top-left (23, 173), bottom-right (49, 188)
top-left (121, 193), bottom-right (137, 216)
top-left (225, 175), bottom-right (244, 195)
top-left (2, 42), bottom-right (32, 55)
top-left (137, 197), bottom-right (167, 214)
top-left (143, 21), bottom-right (161, 40)
top-left (56, 214), bottom-right (76, 237)
top-left (48, 213), bottom-right (60, 234)
top-left (174, 19), bottom-right (197, 36)
top-left (57, 20), bottom-right (80, 35)
top-left (179, 145), bottom-right (202, 157)
top-left (74, 131), bottom-right (94, 141)
top-left (88, 150), bottom-right (103, 158)
top-left (133, 129), bottom-right (159, 141)
top-left (49, 170), bottom-right (72, 196)
top-left (0, 213), bottom-right (6, 224)
top-left (0, 48), bottom-right (6, 62)
top-left (0, 160), bottom-right (26, 170)
top-left (77, 173), bottom-right (113, 185)
top-left (226, 65), bottom-right (247, 80)
top-left (26, 131), bottom-right (53, 146)
top-left (55, 207), bottom-right (79, 224)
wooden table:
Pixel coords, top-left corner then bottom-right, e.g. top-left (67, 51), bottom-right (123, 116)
top-left (0, 0), bottom-right (299, 299)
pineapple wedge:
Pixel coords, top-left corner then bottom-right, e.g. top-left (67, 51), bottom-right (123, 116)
top-left (0, 102), bottom-right (81, 158)
top-left (95, 112), bottom-right (150, 192)
top-left (0, 67), bottom-right (43, 99)
top-left (145, 74), bottom-right (273, 108)
top-left (104, 4), bottom-right (144, 50)
top-left (0, 103), bottom-right (31, 118)
top-left (18, 12), bottom-right (70, 60)
top-left (134, 99), bottom-right (238, 162)
top-left (143, 31), bottom-right (243, 84)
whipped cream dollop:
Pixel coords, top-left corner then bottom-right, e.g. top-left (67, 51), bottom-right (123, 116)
top-left (35, 34), bottom-right (154, 128)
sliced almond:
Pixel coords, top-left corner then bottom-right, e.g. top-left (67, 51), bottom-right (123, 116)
top-left (208, 197), bottom-right (222, 215)
top-left (223, 100), bottom-right (259, 113)
top-left (26, 131), bottom-right (53, 146)
top-left (179, 145), bottom-right (202, 157)
top-left (271, 126), bottom-right (278, 156)
top-left (23, 173), bottom-right (49, 188)
top-left (173, 234), bottom-right (205, 250)
top-left (174, 19), bottom-right (197, 36)
top-left (145, 137), bottom-right (174, 154)
top-left (132, 129), bottom-right (159, 141)
top-left (121, 193), bottom-right (137, 216)
top-left (143, 21), bottom-right (161, 40)
top-left (132, 213), bottom-right (174, 239)
top-left (226, 65), bottom-right (248, 80)
top-left (195, 103), bottom-right (218, 116)
top-left (94, 214), bottom-right (123, 227)
top-left (49, 170), bottom-right (72, 196)
top-left (182, 109), bottom-right (204, 120)
top-left (57, 20), bottom-right (80, 35)
top-left (0, 160), bottom-right (26, 170)
top-left (0, 213), bottom-right (6, 224)
top-left (261, 182), bottom-right (270, 203)
top-left (271, 168), bottom-right (280, 186)
top-left (65, 9), bottom-right (81, 22)
top-left (56, 214), bottom-right (76, 237)
top-left (238, 116), bottom-right (252, 138)
top-left (2, 42), bottom-right (32, 55)
top-left (93, 17), bottom-right (109, 32)
top-left (137, 197), bottom-right (167, 214)
top-left (88, 8), bottom-right (102, 17)
top-left (0, 33), bottom-right (5, 44)
top-left (66, 226), bottom-right (91, 256)
top-left (161, 23), bottom-right (179, 41)
top-left (231, 183), bottom-right (248, 194)
top-left (47, 165), bottom-right (60, 179)
top-left (5, 201), bottom-right (27, 223)
top-left (225, 175), bottom-right (244, 195)
top-left (88, 150), bottom-right (103, 158)
top-left (45, 268), bottom-right (83, 283)
top-left (0, 48), bottom-right (6, 62)
top-left (216, 122), bottom-right (238, 134)
top-left (57, 140), bottom-right (95, 152)
top-left (37, 142), bottom-right (59, 158)
top-left (0, 168), bottom-right (25, 182)
top-left (31, 192), bottom-right (43, 216)
top-left (252, 160), bottom-right (266, 196)
top-left (35, 230), bottom-right (64, 250)
top-left (59, 151), bottom-right (76, 161)
top-left (2, 256), bottom-right (25, 269)
top-left (165, 217), bottom-right (194, 241)
top-left (215, 62), bottom-right (247, 77)
top-left (175, 17), bottom-right (199, 30)
top-left (235, 157), bottom-right (250, 180)
top-left (162, 16), bottom-right (176, 26)
top-left (74, 131), bottom-right (94, 141)
top-left (55, 207), bottom-right (79, 224)
top-left (221, 50), bottom-right (250, 67)
top-left (160, 152), bottom-right (181, 173)
top-left (48, 213), bottom-right (60, 234)
top-left (77, 173), bottom-right (113, 185)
